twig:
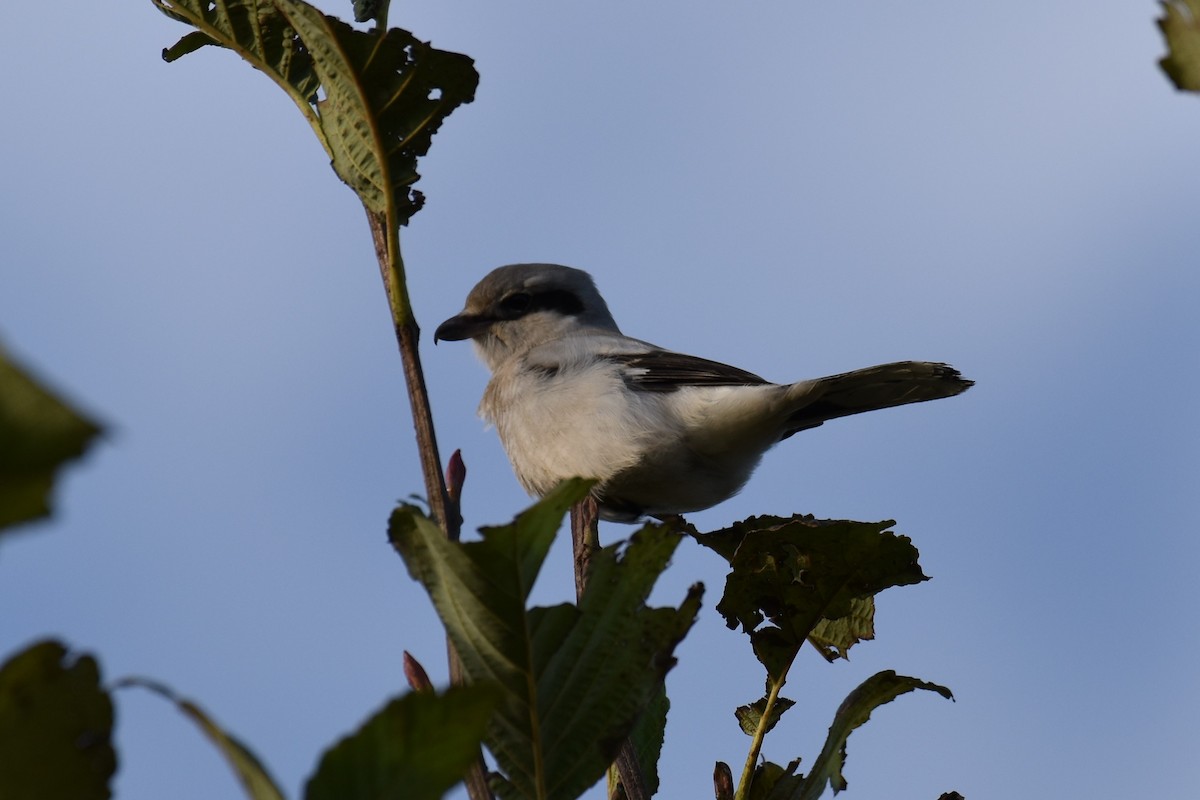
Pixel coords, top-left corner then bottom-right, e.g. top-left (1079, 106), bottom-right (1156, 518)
top-left (368, 209), bottom-right (493, 800)
top-left (367, 211), bottom-right (453, 534)
top-left (733, 647), bottom-right (801, 800)
top-left (570, 495), bottom-right (600, 603)
top-left (569, 497), bottom-right (651, 800)
top-left (613, 743), bottom-right (651, 800)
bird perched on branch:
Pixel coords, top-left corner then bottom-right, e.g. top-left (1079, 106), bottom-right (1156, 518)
top-left (435, 264), bottom-right (972, 522)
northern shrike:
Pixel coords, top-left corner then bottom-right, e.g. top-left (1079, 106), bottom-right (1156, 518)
top-left (435, 264), bottom-right (972, 522)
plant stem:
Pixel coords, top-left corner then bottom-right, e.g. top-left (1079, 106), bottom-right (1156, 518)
top-left (570, 497), bottom-right (651, 800)
top-left (733, 649), bottom-right (800, 800)
top-left (613, 743), bottom-right (650, 800)
top-left (373, 0), bottom-right (391, 31)
top-left (570, 496), bottom-right (600, 604)
top-left (367, 209), bottom-right (491, 800)
top-left (367, 210), bottom-right (453, 533)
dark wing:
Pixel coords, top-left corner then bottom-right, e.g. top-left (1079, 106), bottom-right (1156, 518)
top-left (606, 350), bottom-right (770, 393)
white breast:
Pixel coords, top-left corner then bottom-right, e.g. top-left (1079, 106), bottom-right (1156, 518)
top-left (480, 349), bottom-right (679, 497)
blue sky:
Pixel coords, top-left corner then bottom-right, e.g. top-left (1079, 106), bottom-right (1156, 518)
top-left (2, 1), bottom-right (1198, 798)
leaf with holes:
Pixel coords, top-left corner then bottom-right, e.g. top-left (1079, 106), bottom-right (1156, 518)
top-left (692, 515), bottom-right (926, 680)
top-left (273, 0), bottom-right (477, 222)
top-left (151, 0), bottom-right (321, 115)
top-left (153, 0), bottom-right (478, 224)
top-left (806, 596), bottom-right (875, 662)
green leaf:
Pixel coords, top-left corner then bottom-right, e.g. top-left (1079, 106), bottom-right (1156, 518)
top-left (693, 515), bottom-right (927, 679)
top-left (389, 477), bottom-right (591, 616)
top-left (622, 689), bottom-right (669, 797)
top-left (351, 0), bottom-right (388, 25)
top-left (746, 759), bottom-right (803, 800)
top-left (151, 0), bottom-right (322, 111)
top-left (305, 685), bottom-right (499, 800)
top-left (806, 596), bottom-right (874, 662)
top-left (389, 484), bottom-right (703, 800)
top-left (735, 694), bottom-right (795, 737)
top-left (117, 677), bottom-right (285, 800)
top-left (152, 0), bottom-right (478, 225)
top-left (0, 347), bottom-right (102, 534)
top-left (1160, 0), bottom-right (1200, 91)
top-left (797, 671), bottom-right (953, 800)
top-left (746, 628), bottom-right (799, 686)
top-left (162, 30), bottom-right (220, 61)
top-left (273, 0), bottom-right (477, 222)
top-left (0, 640), bottom-right (115, 800)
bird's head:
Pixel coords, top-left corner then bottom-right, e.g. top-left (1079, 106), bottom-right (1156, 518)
top-left (435, 264), bottom-right (619, 370)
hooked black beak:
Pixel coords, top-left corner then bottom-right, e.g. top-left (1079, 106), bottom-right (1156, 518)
top-left (433, 313), bottom-right (492, 344)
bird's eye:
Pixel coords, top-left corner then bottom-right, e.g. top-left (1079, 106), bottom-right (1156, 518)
top-left (499, 292), bottom-right (534, 316)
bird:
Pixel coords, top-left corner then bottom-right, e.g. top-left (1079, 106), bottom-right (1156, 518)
top-left (434, 263), bottom-right (972, 522)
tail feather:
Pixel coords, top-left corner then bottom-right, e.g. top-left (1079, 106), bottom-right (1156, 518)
top-left (782, 361), bottom-right (972, 438)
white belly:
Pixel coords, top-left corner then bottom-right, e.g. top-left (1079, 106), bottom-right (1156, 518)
top-left (480, 356), bottom-right (780, 519)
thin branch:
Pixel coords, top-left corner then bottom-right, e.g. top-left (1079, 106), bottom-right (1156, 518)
top-left (570, 495), bottom-right (600, 603)
top-left (367, 210), bottom-right (452, 531)
top-left (367, 208), bottom-right (492, 800)
top-left (733, 647), bottom-right (801, 800)
top-left (613, 744), bottom-right (651, 800)
top-left (570, 497), bottom-right (651, 800)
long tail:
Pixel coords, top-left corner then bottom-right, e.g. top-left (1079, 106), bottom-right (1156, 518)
top-left (782, 361), bottom-right (972, 438)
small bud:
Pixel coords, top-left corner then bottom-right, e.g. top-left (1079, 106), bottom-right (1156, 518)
top-left (713, 761), bottom-right (734, 800)
top-left (446, 449), bottom-right (467, 504)
top-left (403, 650), bottom-right (434, 692)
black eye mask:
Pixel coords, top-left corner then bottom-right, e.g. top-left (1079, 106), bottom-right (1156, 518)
top-left (497, 289), bottom-right (585, 320)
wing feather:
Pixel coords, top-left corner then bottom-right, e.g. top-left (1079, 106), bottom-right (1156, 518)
top-left (607, 350), bottom-right (769, 393)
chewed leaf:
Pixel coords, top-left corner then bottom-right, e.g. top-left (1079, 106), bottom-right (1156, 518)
top-left (152, 0), bottom-right (478, 225)
top-left (273, 1), bottom-right (478, 222)
top-left (807, 596), bottom-right (875, 662)
top-left (693, 515), bottom-right (926, 679)
top-left (151, 1), bottom-right (321, 107)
